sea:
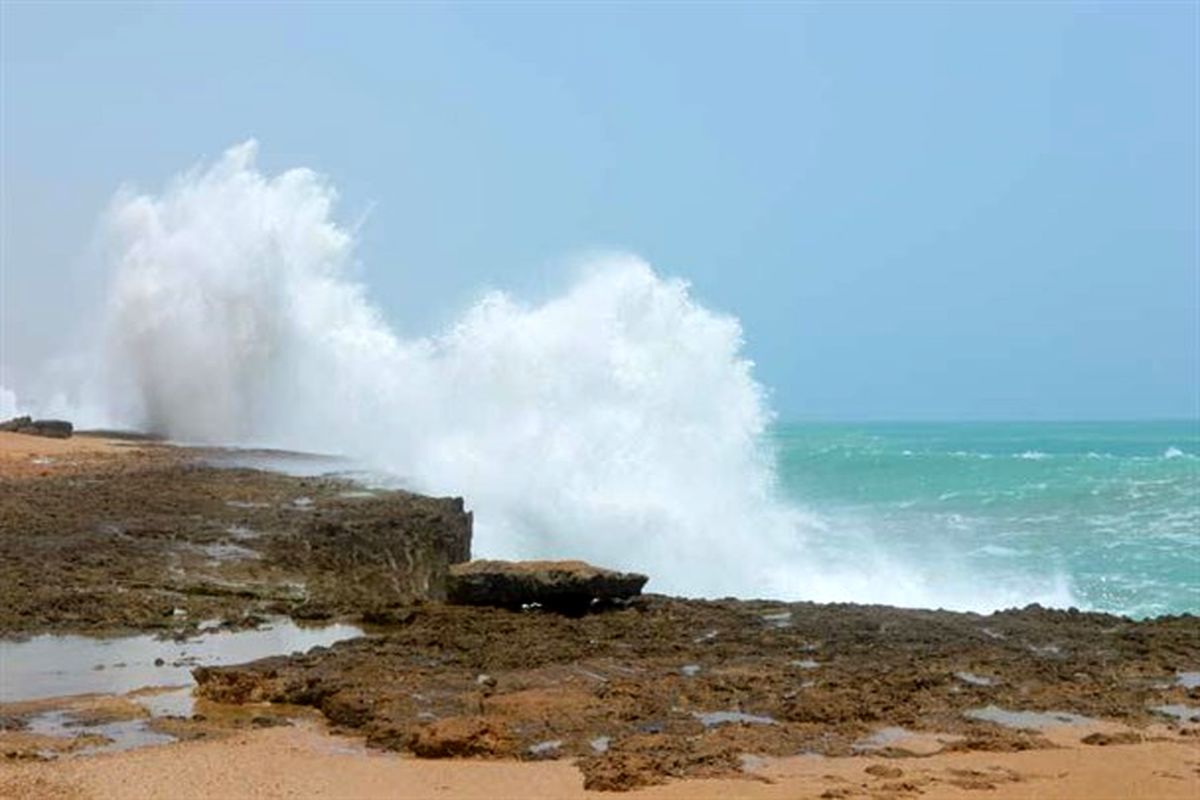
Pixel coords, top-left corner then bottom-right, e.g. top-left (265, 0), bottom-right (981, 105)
top-left (770, 421), bottom-right (1199, 619)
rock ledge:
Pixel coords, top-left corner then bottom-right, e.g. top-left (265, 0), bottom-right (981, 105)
top-left (446, 559), bottom-right (647, 613)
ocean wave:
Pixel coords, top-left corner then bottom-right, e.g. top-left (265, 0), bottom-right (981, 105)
top-left (29, 141), bottom-right (1082, 614)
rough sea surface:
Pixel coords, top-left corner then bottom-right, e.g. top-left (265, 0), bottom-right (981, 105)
top-left (771, 421), bottom-right (1199, 619)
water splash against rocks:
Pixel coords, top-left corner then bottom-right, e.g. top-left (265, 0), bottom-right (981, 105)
top-left (93, 142), bottom-right (1075, 609)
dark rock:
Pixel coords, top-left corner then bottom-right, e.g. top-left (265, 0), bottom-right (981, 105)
top-left (1080, 731), bottom-right (1143, 746)
top-left (269, 492), bottom-right (472, 607)
top-left (866, 764), bottom-right (904, 778)
top-left (250, 715), bottom-right (291, 729)
top-left (446, 559), bottom-right (648, 614)
top-left (0, 416), bottom-right (73, 438)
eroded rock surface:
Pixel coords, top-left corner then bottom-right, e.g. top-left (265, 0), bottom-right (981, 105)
top-left (446, 559), bottom-right (648, 613)
top-left (192, 600), bottom-right (1200, 791)
top-left (0, 449), bottom-right (471, 635)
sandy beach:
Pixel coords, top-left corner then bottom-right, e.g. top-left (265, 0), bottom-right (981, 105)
top-left (1, 431), bottom-right (1198, 799)
top-left (2, 718), bottom-right (1197, 799)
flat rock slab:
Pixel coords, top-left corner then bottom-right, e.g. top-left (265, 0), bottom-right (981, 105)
top-left (446, 559), bottom-right (648, 613)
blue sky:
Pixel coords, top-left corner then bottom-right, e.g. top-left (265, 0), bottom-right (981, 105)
top-left (2, 1), bottom-right (1196, 420)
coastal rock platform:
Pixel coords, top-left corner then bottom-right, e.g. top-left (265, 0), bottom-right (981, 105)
top-left (2, 432), bottom-right (1197, 796)
top-left (0, 433), bottom-right (472, 635)
top-left (194, 599), bottom-right (1200, 791)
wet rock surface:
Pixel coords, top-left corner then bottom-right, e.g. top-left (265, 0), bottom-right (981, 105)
top-left (193, 599), bottom-right (1200, 791)
top-left (0, 447), bottom-right (471, 635)
top-left (446, 560), bottom-right (648, 613)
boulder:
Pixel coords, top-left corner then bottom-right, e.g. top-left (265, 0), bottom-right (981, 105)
top-left (0, 416), bottom-right (73, 438)
top-left (446, 559), bottom-right (648, 613)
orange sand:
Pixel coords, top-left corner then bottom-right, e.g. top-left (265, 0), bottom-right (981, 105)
top-left (1, 721), bottom-right (1196, 800)
top-left (0, 432), bottom-right (143, 478)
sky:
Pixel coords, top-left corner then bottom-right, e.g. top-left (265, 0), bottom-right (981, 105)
top-left (1, 1), bottom-right (1196, 421)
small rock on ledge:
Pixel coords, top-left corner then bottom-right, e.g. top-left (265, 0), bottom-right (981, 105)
top-left (446, 559), bottom-right (648, 614)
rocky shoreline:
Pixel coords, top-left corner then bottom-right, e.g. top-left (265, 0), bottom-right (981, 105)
top-left (0, 440), bottom-right (470, 636)
top-left (1, 431), bottom-right (1198, 796)
top-left (190, 598), bottom-right (1200, 790)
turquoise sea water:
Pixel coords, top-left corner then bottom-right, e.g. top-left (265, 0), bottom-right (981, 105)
top-left (770, 421), bottom-right (1199, 619)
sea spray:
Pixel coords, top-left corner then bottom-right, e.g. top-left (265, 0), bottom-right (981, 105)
top-left (91, 142), bottom-right (1076, 610)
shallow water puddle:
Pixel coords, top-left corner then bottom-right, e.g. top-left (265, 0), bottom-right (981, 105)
top-left (527, 739), bottom-right (563, 757)
top-left (954, 671), bottom-right (995, 686)
top-left (0, 619), bottom-right (362, 756)
top-left (192, 541), bottom-right (262, 562)
top-left (760, 611), bottom-right (793, 629)
top-left (26, 710), bottom-right (176, 756)
top-left (1176, 671), bottom-right (1200, 689)
top-left (694, 710), bottom-right (776, 728)
top-left (0, 617), bottom-right (363, 704)
top-left (963, 705), bottom-right (1093, 729)
top-left (1151, 704), bottom-right (1200, 722)
top-left (852, 726), bottom-right (960, 755)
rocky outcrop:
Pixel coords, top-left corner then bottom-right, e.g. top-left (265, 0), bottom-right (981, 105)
top-left (187, 600), bottom-right (1200, 792)
top-left (270, 492), bottom-right (473, 613)
top-left (446, 559), bottom-right (648, 613)
top-left (0, 416), bottom-right (73, 438)
top-left (0, 455), bottom-right (473, 635)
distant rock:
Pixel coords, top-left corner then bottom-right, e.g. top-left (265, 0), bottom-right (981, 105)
top-left (446, 559), bottom-right (648, 613)
top-left (0, 416), bottom-right (73, 439)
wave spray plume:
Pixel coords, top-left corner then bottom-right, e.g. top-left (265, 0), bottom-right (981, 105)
top-left (98, 142), bottom-right (1076, 610)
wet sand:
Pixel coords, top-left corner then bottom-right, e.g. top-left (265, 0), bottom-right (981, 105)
top-left (2, 719), bottom-right (1197, 800)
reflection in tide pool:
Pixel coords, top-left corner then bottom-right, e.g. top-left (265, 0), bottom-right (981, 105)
top-left (0, 618), bottom-right (363, 703)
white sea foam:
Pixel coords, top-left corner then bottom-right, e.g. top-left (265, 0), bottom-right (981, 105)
top-left (66, 142), bottom-right (1079, 611)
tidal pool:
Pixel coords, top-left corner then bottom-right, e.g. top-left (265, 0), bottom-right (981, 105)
top-left (0, 617), bottom-right (363, 703)
top-left (1, 618), bottom-right (363, 757)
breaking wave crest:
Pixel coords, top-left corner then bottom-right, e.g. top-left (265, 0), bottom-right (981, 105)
top-left (89, 142), bottom-right (1076, 610)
